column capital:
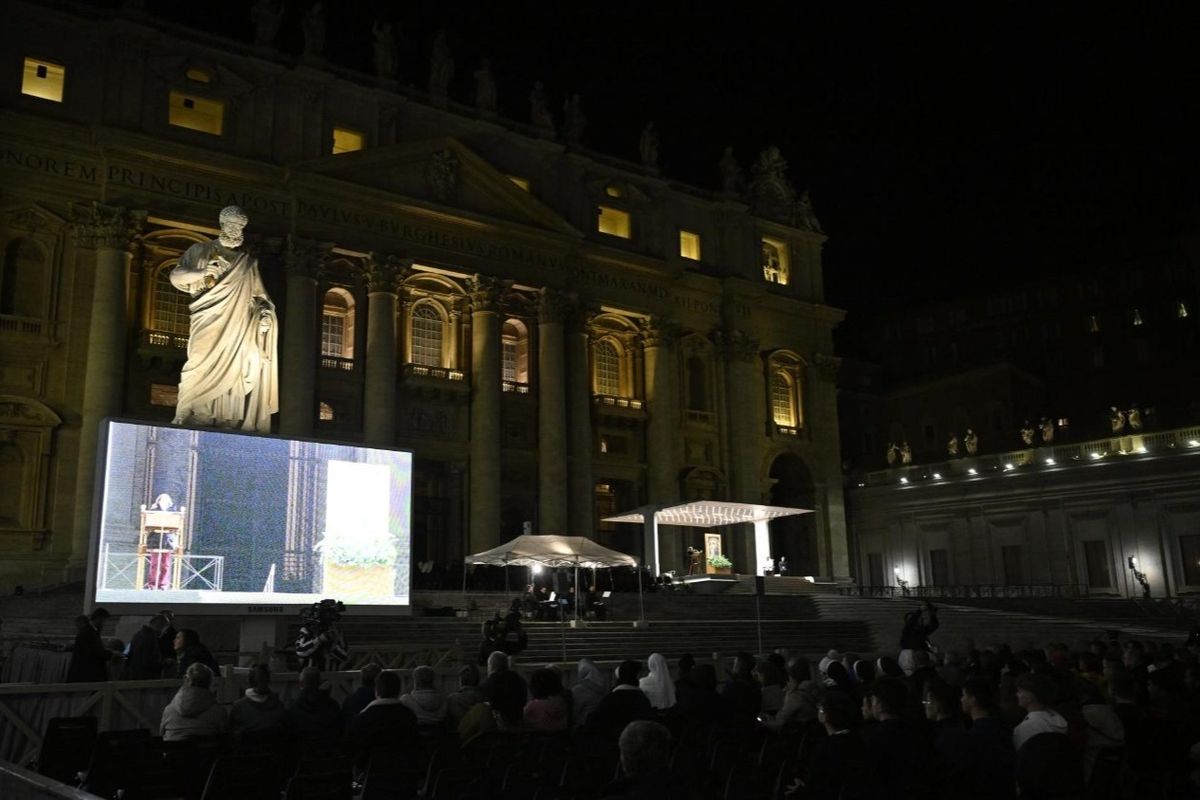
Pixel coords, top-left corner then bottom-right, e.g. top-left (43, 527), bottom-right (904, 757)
top-left (468, 274), bottom-right (510, 313)
top-left (285, 236), bottom-right (333, 280)
top-left (713, 328), bottom-right (760, 362)
top-left (69, 202), bottom-right (145, 252)
top-left (638, 316), bottom-right (681, 349)
top-left (537, 288), bottom-right (572, 324)
top-left (362, 252), bottom-right (411, 293)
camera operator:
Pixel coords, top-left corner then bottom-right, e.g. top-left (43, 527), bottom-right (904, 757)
top-left (296, 599), bottom-right (349, 671)
top-left (898, 600), bottom-right (939, 676)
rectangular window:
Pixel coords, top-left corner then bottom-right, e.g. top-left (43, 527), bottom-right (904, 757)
top-left (508, 175), bottom-right (531, 191)
top-left (168, 90), bottom-right (224, 135)
top-left (21, 57), bottom-right (65, 102)
top-left (321, 312), bottom-right (345, 357)
top-left (595, 483), bottom-right (618, 532)
top-left (502, 339), bottom-right (518, 382)
top-left (597, 206), bottom-right (631, 238)
top-left (679, 230), bottom-right (701, 261)
top-left (929, 549), bottom-right (950, 586)
top-left (1180, 535), bottom-right (1200, 587)
top-left (761, 237), bottom-right (789, 285)
top-left (1083, 540), bottom-right (1112, 589)
top-left (332, 127), bottom-right (364, 154)
top-left (867, 553), bottom-right (884, 587)
top-left (1001, 545), bottom-right (1024, 585)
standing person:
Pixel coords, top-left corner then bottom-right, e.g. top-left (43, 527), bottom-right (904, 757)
top-left (173, 628), bottom-right (218, 678)
top-left (899, 601), bottom-right (939, 675)
top-left (125, 614), bottom-right (167, 680)
top-left (67, 608), bottom-right (111, 682)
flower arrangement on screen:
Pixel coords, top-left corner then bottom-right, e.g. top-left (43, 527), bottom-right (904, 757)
top-left (315, 529), bottom-right (396, 566)
top-left (707, 554), bottom-right (733, 569)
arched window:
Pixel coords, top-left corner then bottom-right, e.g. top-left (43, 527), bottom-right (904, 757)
top-left (1, 239), bottom-right (48, 317)
top-left (150, 261), bottom-right (190, 335)
top-left (410, 303), bottom-right (444, 367)
top-left (502, 319), bottom-right (529, 384)
top-left (321, 288), bottom-right (355, 361)
top-left (771, 371), bottom-right (796, 427)
top-left (687, 356), bottom-right (709, 411)
top-left (594, 340), bottom-right (621, 396)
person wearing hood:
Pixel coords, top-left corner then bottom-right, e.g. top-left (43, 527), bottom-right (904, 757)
top-left (1012, 673), bottom-right (1068, 751)
top-left (572, 657), bottom-right (610, 729)
top-left (400, 665), bottom-right (449, 728)
top-left (638, 653), bottom-right (676, 711)
top-left (524, 667), bottom-right (570, 732)
top-left (289, 665), bottom-right (342, 750)
top-left (229, 664), bottom-right (291, 747)
top-left (161, 663), bottom-right (228, 741)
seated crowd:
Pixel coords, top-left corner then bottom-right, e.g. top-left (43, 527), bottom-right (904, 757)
top-left (44, 627), bottom-right (1200, 799)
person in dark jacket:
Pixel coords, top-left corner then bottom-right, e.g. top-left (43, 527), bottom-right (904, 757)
top-left (229, 664), bottom-right (291, 747)
top-left (599, 720), bottom-right (673, 800)
top-left (173, 628), bottom-right (218, 678)
top-left (67, 608), bottom-right (111, 682)
top-left (345, 670), bottom-right (419, 772)
top-left (125, 614), bottom-right (167, 680)
top-left (862, 676), bottom-right (934, 798)
top-left (791, 690), bottom-right (867, 800)
top-left (671, 663), bottom-right (726, 727)
top-left (342, 662), bottom-right (382, 723)
top-left (959, 676), bottom-right (1015, 800)
top-left (720, 651), bottom-right (763, 728)
top-left (899, 601), bottom-right (939, 675)
top-left (289, 665), bottom-right (343, 751)
top-left (586, 660), bottom-right (653, 741)
top-left (925, 679), bottom-right (971, 799)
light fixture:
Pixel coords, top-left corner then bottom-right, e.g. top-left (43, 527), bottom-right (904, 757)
top-left (1189, 440), bottom-right (1200, 448)
top-left (1090, 452), bottom-right (1103, 460)
top-left (1004, 463), bottom-right (1014, 471)
top-left (1044, 458), bottom-right (1056, 466)
top-left (932, 472), bottom-right (942, 480)
top-left (899, 477), bottom-right (909, 484)
top-left (968, 468), bottom-right (978, 475)
top-left (1127, 556), bottom-right (1138, 570)
top-left (531, 563), bottom-right (543, 575)
top-left (893, 566), bottom-right (901, 576)
top-left (857, 482), bottom-right (865, 488)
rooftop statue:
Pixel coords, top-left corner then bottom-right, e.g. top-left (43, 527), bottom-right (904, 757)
top-left (718, 146), bottom-right (743, 193)
top-left (169, 207), bottom-right (278, 432)
top-left (640, 122), bottom-right (659, 168)
top-left (372, 22), bottom-right (398, 80)
top-left (302, 3), bottom-right (325, 60)
top-left (473, 58), bottom-right (497, 113)
top-left (429, 30), bottom-right (454, 100)
top-left (249, 0), bottom-right (283, 48)
top-left (563, 94), bottom-right (586, 146)
top-left (529, 81), bottom-right (555, 135)
top-left (796, 189), bottom-right (823, 233)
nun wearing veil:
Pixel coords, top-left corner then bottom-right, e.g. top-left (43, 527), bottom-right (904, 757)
top-left (639, 652), bottom-right (677, 710)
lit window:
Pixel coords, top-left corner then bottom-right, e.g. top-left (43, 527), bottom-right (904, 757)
top-left (501, 319), bottom-right (528, 383)
top-left (151, 263), bottom-right (190, 335)
top-left (508, 175), bottom-right (530, 191)
top-left (679, 230), bottom-right (701, 261)
top-left (185, 67), bottom-right (212, 83)
top-left (1132, 308), bottom-right (1144, 326)
top-left (597, 206), bottom-right (631, 238)
top-left (1087, 315), bottom-right (1100, 334)
top-left (605, 185), bottom-right (623, 198)
top-left (410, 303), bottom-right (444, 367)
top-left (761, 237), bottom-right (789, 285)
top-left (1057, 418), bottom-right (1069, 428)
top-left (1178, 301), bottom-right (1189, 319)
top-left (332, 127), bottom-right (364, 154)
top-left (771, 371), bottom-right (796, 426)
top-left (21, 58), bottom-right (65, 102)
top-left (593, 340), bottom-right (621, 395)
top-left (168, 90), bottom-right (224, 135)
top-left (321, 288), bottom-right (355, 359)
top-left (319, 402), bottom-right (334, 421)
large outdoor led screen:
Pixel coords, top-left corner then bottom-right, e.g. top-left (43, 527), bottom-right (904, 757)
top-left (87, 420), bottom-right (412, 613)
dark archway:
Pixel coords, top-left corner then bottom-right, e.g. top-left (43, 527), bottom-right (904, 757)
top-left (768, 452), bottom-right (817, 575)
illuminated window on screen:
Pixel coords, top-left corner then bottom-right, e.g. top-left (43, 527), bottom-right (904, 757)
top-left (332, 127), bottom-right (364, 154)
top-left (679, 230), bottom-right (701, 261)
top-left (169, 91), bottom-right (224, 135)
top-left (597, 206), bottom-right (631, 238)
top-left (21, 58), bottom-right (65, 102)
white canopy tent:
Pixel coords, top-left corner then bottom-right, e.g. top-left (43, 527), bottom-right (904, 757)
top-left (602, 500), bottom-right (813, 577)
top-left (465, 534), bottom-right (642, 620)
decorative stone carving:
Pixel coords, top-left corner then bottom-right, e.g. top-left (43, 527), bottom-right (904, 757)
top-left (947, 434), bottom-right (959, 457)
top-left (249, 0), bottom-right (283, 47)
top-left (747, 146), bottom-right (821, 232)
top-left (813, 353), bottom-right (841, 382)
top-left (713, 328), bottom-right (759, 362)
top-left (169, 206), bottom-right (278, 432)
top-left (639, 122), bottom-right (659, 168)
top-left (429, 30), bottom-right (454, 101)
top-left (900, 441), bottom-right (913, 464)
top-left (563, 94), bottom-right (586, 146)
top-left (7, 205), bottom-right (65, 234)
top-left (1039, 417), bottom-right (1055, 444)
top-left (362, 253), bottom-right (411, 294)
top-left (302, 3), bottom-right (325, 60)
top-left (1020, 421), bottom-right (1035, 446)
top-left (427, 149), bottom-right (460, 203)
top-left (372, 22), bottom-right (398, 81)
top-left (638, 316), bottom-right (681, 349)
top-left (796, 190), bottom-right (823, 233)
top-left (886, 442), bottom-right (898, 465)
top-left (284, 236), bottom-right (331, 281)
top-left (473, 58), bottom-right (497, 114)
top-left (468, 274), bottom-right (509, 313)
top-left (964, 428), bottom-right (979, 455)
top-left (70, 203), bottom-right (145, 252)
top-left (537, 288), bottom-right (571, 324)
top-left (529, 81), bottom-right (555, 135)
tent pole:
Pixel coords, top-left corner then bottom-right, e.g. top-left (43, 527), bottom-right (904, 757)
top-left (637, 562), bottom-right (645, 624)
top-left (574, 564), bottom-right (580, 621)
top-left (461, 559), bottom-right (467, 596)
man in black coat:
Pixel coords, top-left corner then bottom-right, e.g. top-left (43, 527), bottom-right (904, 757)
top-left (290, 665), bottom-right (343, 751)
top-left (125, 614), bottom-right (167, 680)
top-left (720, 651), bottom-right (763, 729)
top-left (67, 608), bottom-right (111, 682)
top-left (862, 676), bottom-right (934, 798)
top-left (346, 670), bottom-right (418, 771)
top-left (586, 660), bottom-right (653, 741)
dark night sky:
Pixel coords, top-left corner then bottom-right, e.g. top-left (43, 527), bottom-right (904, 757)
top-left (112, 1), bottom-right (1200, 312)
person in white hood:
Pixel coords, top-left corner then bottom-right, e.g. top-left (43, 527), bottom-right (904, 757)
top-left (638, 653), bottom-right (677, 710)
top-left (1012, 673), bottom-right (1068, 751)
top-left (160, 662), bottom-right (228, 741)
top-left (400, 665), bottom-right (448, 727)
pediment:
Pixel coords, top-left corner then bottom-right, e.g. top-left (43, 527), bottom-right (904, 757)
top-left (3, 203), bottom-right (67, 234)
top-left (291, 138), bottom-right (580, 237)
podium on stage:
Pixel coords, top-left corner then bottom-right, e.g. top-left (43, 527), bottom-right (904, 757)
top-left (137, 505), bottom-right (187, 590)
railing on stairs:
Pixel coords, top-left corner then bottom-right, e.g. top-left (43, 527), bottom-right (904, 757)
top-left (838, 583), bottom-right (1093, 599)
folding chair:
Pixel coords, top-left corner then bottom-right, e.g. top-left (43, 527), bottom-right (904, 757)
top-left (36, 716), bottom-right (97, 785)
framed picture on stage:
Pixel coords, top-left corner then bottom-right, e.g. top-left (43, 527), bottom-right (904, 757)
top-left (704, 532), bottom-right (722, 559)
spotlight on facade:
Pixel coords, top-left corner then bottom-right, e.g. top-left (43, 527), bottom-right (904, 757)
top-left (1189, 440), bottom-right (1200, 448)
top-left (1003, 463), bottom-right (1014, 471)
top-left (1090, 452), bottom-right (1103, 460)
top-left (968, 468), bottom-right (978, 475)
top-left (899, 477), bottom-right (909, 484)
top-left (932, 472), bottom-right (942, 480)
top-left (1044, 458), bottom-right (1056, 466)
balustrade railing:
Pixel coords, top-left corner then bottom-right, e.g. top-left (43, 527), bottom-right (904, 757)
top-left (839, 583), bottom-right (1093, 599)
top-left (402, 363), bottom-right (465, 382)
top-left (319, 355), bottom-right (354, 372)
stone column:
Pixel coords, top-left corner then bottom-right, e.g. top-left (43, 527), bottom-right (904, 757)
top-left (69, 203), bottom-right (146, 576)
top-left (279, 237), bottom-right (329, 437)
top-left (566, 306), bottom-right (595, 537)
top-left (537, 289), bottom-right (569, 532)
top-left (362, 253), bottom-right (409, 446)
top-left (468, 274), bottom-right (509, 552)
top-left (641, 317), bottom-right (681, 570)
top-left (717, 329), bottom-right (763, 572)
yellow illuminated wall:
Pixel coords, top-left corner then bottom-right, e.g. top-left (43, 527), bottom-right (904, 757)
top-left (21, 58), bottom-right (65, 102)
top-left (332, 127), bottom-right (364, 154)
top-left (168, 91), bottom-right (224, 135)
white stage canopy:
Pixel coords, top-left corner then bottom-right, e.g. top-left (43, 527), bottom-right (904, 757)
top-left (602, 501), bottom-right (813, 577)
top-left (466, 534), bottom-right (639, 569)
